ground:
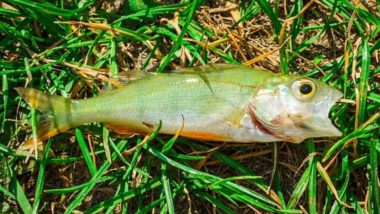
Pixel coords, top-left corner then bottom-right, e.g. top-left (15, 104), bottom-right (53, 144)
top-left (0, 0), bottom-right (379, 213)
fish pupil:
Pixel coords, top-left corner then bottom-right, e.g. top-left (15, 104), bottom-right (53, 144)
top-left (300, 84), bottom-right (312, 95)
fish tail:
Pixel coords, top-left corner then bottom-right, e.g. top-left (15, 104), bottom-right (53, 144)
top-left (15, 87), bottom-right (76, 152)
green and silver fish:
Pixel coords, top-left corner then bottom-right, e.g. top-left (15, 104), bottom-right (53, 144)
top-left (16, 64), bottom-right (342, 150)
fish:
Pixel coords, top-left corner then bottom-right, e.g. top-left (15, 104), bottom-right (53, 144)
top-left (16, 64), bottom-right (342, 151)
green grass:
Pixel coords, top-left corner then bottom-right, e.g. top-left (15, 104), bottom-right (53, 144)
top-left (1, 0), bottom-right (379, 213)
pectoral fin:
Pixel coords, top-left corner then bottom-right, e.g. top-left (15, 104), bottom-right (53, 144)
top-left (227, 108), bottom-right (247, 127)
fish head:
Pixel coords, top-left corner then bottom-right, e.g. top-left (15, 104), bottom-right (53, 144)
top-left (250, 75), bottom-right (343, 143)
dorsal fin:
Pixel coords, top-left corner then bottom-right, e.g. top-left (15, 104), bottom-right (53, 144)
top-left (103, 70), bottom-right (156, 91)
top-left (105, 64), bottom-right (246, 90)
top-left (115, 69), bottom-right (155, 84)
top-left (111, 64), bottom-right (243, 86)
top-left (169, 64), bottom-right (244, 74)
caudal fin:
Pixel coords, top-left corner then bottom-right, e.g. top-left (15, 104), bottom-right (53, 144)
top-left (15, 87), bottom-right (75, 152)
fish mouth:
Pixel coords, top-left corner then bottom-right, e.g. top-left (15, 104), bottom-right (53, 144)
top-left (310, 117), bottom-right (342, 137)
top-left (309, 89), bottom-right (343, 137)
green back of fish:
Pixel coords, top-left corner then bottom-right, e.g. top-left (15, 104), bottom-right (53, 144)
top-left (73, 65), bottom-right (276, 130)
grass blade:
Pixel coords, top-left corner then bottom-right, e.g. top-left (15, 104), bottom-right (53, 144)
top-left (255, 0), bottom-right (281, 34)
top-left (158, 0), bottom-right (201, 72)
top-left (1, 74), bottom-right (8, 132)
top-left (368, 138), bottom-right (380, 213)
top-left (143, 144), bottom-right (279, 212)
top-left (306, 140), bottom-right (317, 213)
top-left (64, 140), bottom-right (128, 214)
top-left (75, 128), bottom-right (97, 176)
top-left (31, 140), bottom-right (52, 213)
top-left (161, 163), bottom-right (175, 214)
top-left (316, 162), bottom-right (352, 209)
top-left (287, 167), bottom-right (310, 209)
top-left (358, 38), bottom-right (370, 125)
top-left (84, 179), bottom-right (162, 214)
top-left (8, 162), bottom-right (32, 213)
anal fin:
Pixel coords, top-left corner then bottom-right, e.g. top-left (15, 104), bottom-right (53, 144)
top-left (105, 123), bottom-right (146, 136)
top-left (180, 131), bottom-right (227, 141)
top-left (106, 124), bottom-right (228, 142)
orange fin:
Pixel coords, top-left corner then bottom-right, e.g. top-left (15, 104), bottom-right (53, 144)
top-left (105, 124), bottom-right (146, 136)
top-left (180, 131), bottom-right (227, 141)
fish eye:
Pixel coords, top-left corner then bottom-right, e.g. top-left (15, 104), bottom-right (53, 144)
top-left (292, 78), bottom-right (316, 101)
top-left (300, 83), bottom-right (313, 95)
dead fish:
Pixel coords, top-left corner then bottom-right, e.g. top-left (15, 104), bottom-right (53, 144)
top-left (16, 64), bottom-right (342, 151)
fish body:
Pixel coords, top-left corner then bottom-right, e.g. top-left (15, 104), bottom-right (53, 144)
top-left (16, 64), bottom-right (342, 149)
